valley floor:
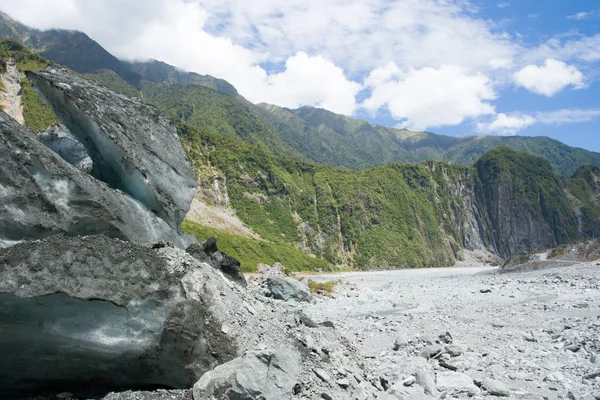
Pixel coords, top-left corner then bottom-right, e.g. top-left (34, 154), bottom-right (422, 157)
top-left (303, 262), bottom-right (600, 399)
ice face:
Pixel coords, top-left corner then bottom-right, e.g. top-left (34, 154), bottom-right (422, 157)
top-left (0, 293), bottom-right (193, 395)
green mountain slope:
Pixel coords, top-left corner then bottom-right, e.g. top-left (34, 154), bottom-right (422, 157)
top-left (257, 104), bottom-right (600, 177)
top-left (180, 124), bottom-right (600, 268)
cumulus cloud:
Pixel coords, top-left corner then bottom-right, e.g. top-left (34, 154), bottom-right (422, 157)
top-left (478, 109), bottom-right (600, 135)
top-left (514, 59), bottom-right (585, 96)
top-left (477, 113), bottom-right (535, 134)
top-left (362, 63), bottom-right (496, 130)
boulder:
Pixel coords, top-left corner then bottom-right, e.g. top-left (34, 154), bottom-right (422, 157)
top-left (0, 235), bottom-right (250, 396)
top-left (416, 370), bottom-right (438, 395)
top-left (436, 371), bottom-right (479, 395)
top-left (0, 111), bottom-right (190, 248)
top-left (192, 349), bottom-right (301, 400)
top-left (27, 68), bottom-right (196, 230)
top-left (265, 276), bottom-right (312, 302)
top-left (482, 377), bottom-right (510, 397)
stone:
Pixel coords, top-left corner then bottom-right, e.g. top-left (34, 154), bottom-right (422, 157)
top-left (0, 235), bottom-right (252, 395)
top-left (0, 111), bottom-right (190, 249)
top-left (420, 345), bottom-right (443, 359)
top-left (337, 378), bottom-right (350, 388)
top-left (480, 288), bottom-right (492, 293)
top-left (435, 372), bottom-right (479, 395)
top-left (482, 377), bottom-right (510, 397)
top-left (313, 368), bottom-right (332, 383)
top-left (192, 349), bottom-right (301, 400)
top-left (403, 376), bottom-right (416, 386)
top-left (265, 276), bottom-right (312, 302)
top-left (28, 68), bottom-right (196, 231)
top-left (416, 370), bottom-right (438, 395)
top-left (445, 345), bottom-right (463, 357)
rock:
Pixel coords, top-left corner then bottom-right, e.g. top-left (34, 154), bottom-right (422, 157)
top-left (521, 331), bottom-right (537, 342)
top-left (313, 368), bottom-right (332, 383)
top-left (480, 288), bottom-right (492, 293)
top-left (403, 376), bottom-right (416, 386)
top-left (436, 371), bottom-right (479, 395)
top-left (438, 331), bottom-right (453, 344)
top-left (28, 68), bottom-right (196, 231)
top-left (584, 371), bottom-right (600, 380)
top-left (56, 393), bottom-right (74, 399)
top-left (444, 345), bottom-right (463, 357)
top-left (482, 377), bottom-right (510, 396)
top-left (420, 345), bottom-right (443, 359)
top-left (192, 349), bottom-right (301, 400)
top-left (337, 378), bottom-right (351, 388)
top-left (186, 237), bottom-right (246, 287)
top-left (0, 111), bottom-right (190, 249)
top-left (416, 370), bottom-right (438, 395)
top-left (0, 235), bottom-right (250, 395)
top-left (265, 276), bottom-right (312, 302)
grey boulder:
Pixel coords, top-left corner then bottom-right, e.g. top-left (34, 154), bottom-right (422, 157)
top-left (266, 276), bottom-right (312, 302)
top-left (482, 377), bottom-right (510, 397)
top-left (192, 349), bottom-right (301, 400)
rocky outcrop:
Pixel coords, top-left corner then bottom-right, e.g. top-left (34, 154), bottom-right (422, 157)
top-left (27, 68), bottom-right (196, 230)
top-left (0, 112), bottom-right (189, 248)
top-left (0, 235), bottom-right (242, 395)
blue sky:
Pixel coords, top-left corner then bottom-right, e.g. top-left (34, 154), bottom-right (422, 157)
top-left (2, 0), bottom-right (599, 152)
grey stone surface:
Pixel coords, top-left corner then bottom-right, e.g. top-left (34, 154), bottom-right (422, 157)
top-left (482, 377), bottom-right (510, 397)
top-left (0, 111), bottom-right (190, 248)
top-left (28, 68), bottom-right (196, 231)
top-left (192, 349), bottom-right (301, 400)
top-left (266, 276), bottom-right (312, 302)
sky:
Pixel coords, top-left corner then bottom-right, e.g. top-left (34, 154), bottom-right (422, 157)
top-left (2, 0), bottom-right (599, 152)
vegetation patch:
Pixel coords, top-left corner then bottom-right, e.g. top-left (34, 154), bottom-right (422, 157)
top-left (20, 77), bottom-right (59, 132)
top-left (307, 279), bottom-right (340, 295)
top-left (181, 220), bottom-right (332, 273)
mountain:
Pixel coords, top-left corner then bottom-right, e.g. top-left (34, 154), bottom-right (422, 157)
top-left (256, 104), bottom-right (600, 177)
top-left (179, 123), bottom-right (600, 268)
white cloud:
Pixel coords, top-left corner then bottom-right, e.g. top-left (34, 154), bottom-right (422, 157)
top-left (260, 52), bottom-right (362, 115)
top-left (478, 109), bottom-right (600, 135)
top-left (514, 59), bottom-right (585, 96)
top-left (567, 11), bottom-right (590, 20)
top-left (498, 3), bottom-right (510, 9)
top-left (477, 113), bottom-right (535, 134)
top-left (363, 63), bottom-right (496, 130)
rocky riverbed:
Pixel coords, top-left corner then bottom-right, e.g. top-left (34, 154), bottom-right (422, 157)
top-left (303, 261), bottom-right (600, 399)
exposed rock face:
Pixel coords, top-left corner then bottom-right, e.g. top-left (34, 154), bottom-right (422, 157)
top-left (192, 349), bottom-right (302, 400)
top-left (0, 235), bottom-right (242, 395)
top-left (27, 68), bottom-right (196, 230)
top-left (0, 60), bottom-right (24, 124)
top-left (0, 112), bottom-right (189, 248)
